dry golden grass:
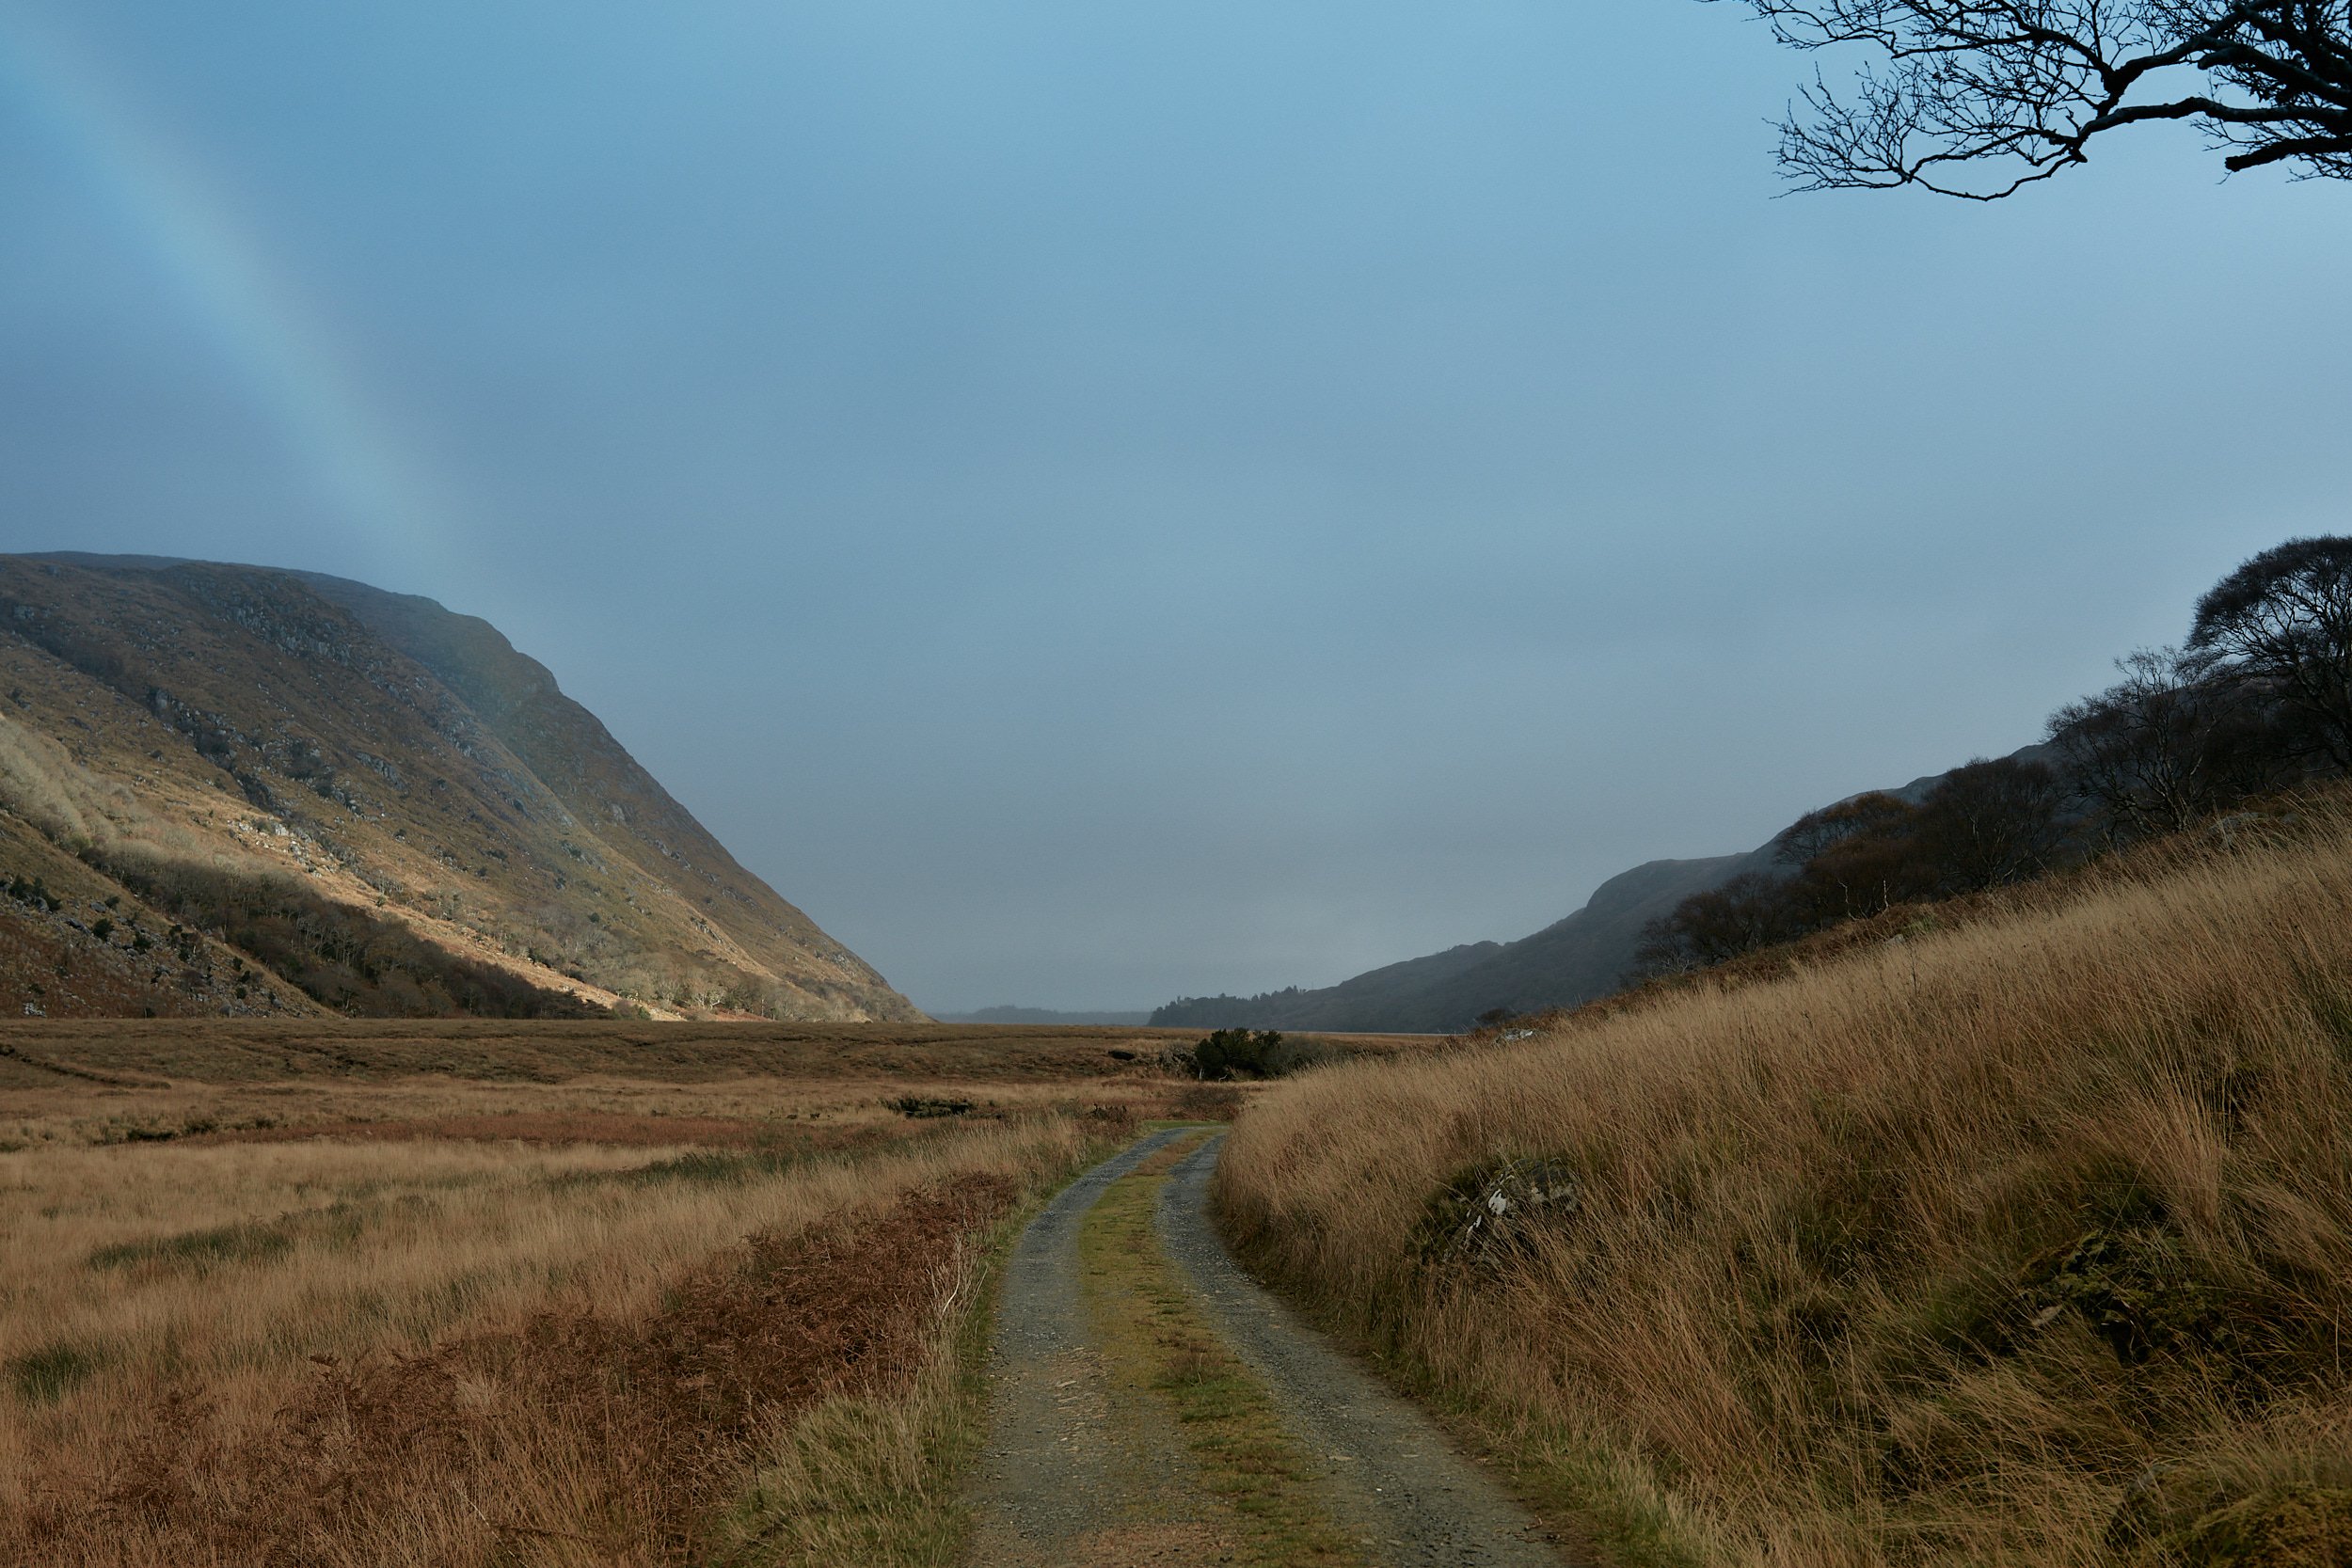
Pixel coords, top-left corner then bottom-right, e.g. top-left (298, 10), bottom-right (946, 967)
top-left (0, 1026), bottom-right (1217, 1565)
top-left (0, 1066), bottom-right (1170, 1153)
top-left (1216, 794), bottom-right (2352, 1566)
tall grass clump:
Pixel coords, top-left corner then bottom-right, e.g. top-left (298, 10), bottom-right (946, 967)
top-left (1216, 796), bottom-right (2352, 1566)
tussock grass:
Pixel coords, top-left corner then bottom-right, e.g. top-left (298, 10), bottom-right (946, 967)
top-left (713, 1164), bottom-right (1043, 1568)
top-left (1216, 794), bottom-right (2352, 1565)
top-left (712, 1243), bottom-right (991, 1568)
top-left (0, 1101), bottom-right (1104, 1565)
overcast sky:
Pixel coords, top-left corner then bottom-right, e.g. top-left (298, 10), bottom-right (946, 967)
top-left (2, 0), bottom-right (2346, 1011)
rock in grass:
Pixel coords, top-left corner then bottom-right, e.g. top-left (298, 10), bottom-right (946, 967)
top-left (1418, 1156), bottom-right (1582, 1266)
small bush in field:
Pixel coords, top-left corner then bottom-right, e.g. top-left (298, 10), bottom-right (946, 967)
top-left (1188, 1028), bottom-right (1340, 1081)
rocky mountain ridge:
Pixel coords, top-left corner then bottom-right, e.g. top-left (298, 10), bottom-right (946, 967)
top-left (0, 553), bottom-right (920, 1022)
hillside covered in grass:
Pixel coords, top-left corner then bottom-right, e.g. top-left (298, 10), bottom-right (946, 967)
top-left (0, 554), bottom-right (919, 1022)
top-left (1216, 792), bottom-right (2352, 1566)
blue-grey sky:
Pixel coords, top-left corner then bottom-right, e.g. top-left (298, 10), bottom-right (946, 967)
top-left (2, 0), bottom-right (2346, 1012)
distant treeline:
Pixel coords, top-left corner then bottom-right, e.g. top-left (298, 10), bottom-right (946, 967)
top-left (1150, 988), bottom-right (1308, 1029)
top-left (1637, 535), bottom-right (2352, 976)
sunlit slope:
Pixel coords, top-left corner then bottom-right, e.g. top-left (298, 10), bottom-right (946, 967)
top-left (1216, 797), bottom-right (2352, 1564)
top-left (0, 555), bottom-right (920, 1021)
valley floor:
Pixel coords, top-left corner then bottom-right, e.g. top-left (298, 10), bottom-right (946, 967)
top-left (0, 1019), bottom-right (1468, 1568)
top-left (0, 1026), bottom-right (1215, 1565)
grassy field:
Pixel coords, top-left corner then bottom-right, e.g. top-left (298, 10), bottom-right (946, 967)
top-left (1216, 796), bottom-right (2352, 1566)
top-left (0, 1022), bottom-right (1417, 1566)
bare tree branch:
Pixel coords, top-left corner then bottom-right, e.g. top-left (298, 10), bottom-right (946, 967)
top-left (1727, 0), bottom-right (2352, 195)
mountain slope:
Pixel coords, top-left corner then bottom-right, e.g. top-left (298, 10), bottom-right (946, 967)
top-left (1152, 939), bottom-right (1505, 1031)
top-left (1152, 853), bottom-right (1762, 1033)
top-left (1152, 740), bottom-right (2071, 1035)
top-left (1377, 851), bottom-right (1768, 1028)
top-left (0, 554), bottom-right (920, 1022)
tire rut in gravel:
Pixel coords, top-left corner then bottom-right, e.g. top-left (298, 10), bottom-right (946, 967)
top-left (963, 1127), bottom-right (1238, 1566)
top-left (1157, 1132), bottom-right (1570, 1567)
top-left (965, 1128), bottom-right (1572, 1567)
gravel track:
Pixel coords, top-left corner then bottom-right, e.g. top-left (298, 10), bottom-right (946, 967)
top-left (1158, 1132), bottom-right (1568, 1567)
top-left (963, 1127), bottom-right (1237, 1566)
top-left (963, 1128), bottom-right (1570, 1567)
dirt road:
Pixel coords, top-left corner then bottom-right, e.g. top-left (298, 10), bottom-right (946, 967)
top-left (963, 1128), bottom-right (1566, 1567)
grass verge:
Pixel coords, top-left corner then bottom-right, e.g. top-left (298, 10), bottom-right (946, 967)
top-left (1078, 1130), bottom-right (1366, 1568)
top-left (710, 1128), bottom-right (1123, 1567)
top-left (1216, 795), bottom-right (2352, 1566)
top-left (3, 1113), bottom-right (1108, 1566)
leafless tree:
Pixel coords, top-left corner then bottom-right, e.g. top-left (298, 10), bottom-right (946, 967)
top-left (1772, 790), bottom-right (1915, 865)
top-left (1735, 0), bottom-right (2352, 197)
top-left (2048, 648), bottom-right (2239, 839)
top-left (2048, 643), bottom-right (2303, 832)
top-left (1912, 755), bottom-right (2068, 889)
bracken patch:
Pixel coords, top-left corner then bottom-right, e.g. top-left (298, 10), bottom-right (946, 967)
top-left (16, 1173), bottom-right (1020, 1566)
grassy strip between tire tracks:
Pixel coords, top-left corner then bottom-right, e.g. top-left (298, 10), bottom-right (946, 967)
top-left (1078, 1129), bottom-right (1368, 1568)
top-left (711, 1121), bottom-right (1153, 1567)
top-left (707, 1163), bottom-right (1075, 1566)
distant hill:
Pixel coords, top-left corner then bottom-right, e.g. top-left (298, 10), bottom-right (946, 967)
top-left (0, 553), bottom-right (921, 1022)
top-left (1151, 854), bottom-right (1767, 1033)
top-left (933, 1005), bottom-right (1155, 1026)
top-left (1149, 746), bottom-right (2059, 1034)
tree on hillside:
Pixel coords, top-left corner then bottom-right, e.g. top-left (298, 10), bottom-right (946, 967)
top-left (1627, 535), bottom-right (2352, 989)
top-left (1911, 756), bottom-right (2068, 891)
top-left (1633, 871), bottom-right (1807, 975)
top-left (2189, 536), bottom-right (2352, 768)
top-left (1788, 795), bottom-right (1933, 919)
top-left (1734, 0), bottom-right (2352, 197)
top-left (1772, 791), bottom-right (1916, 867)
top-left (2047, 645), bottom-right (2296, 840)
top-left (1636, 757), bottom-right (2071, 978)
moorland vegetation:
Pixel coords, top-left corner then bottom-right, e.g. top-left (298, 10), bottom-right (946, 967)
top-left (1634, 537), bottom-right (2352, 982)
top-left (0, 1024), bottom-right (1241, 1566)
top-left (1216, 541), bottom-right (2352, 1565)
top-left (1222, 793), bottom-right (2352, 1563)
